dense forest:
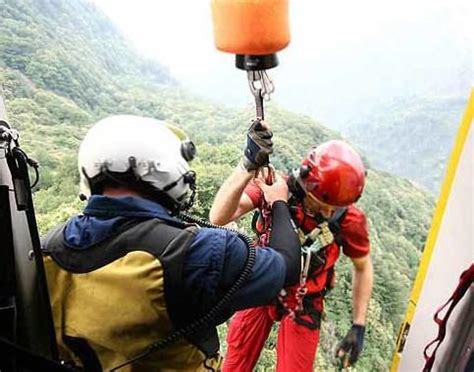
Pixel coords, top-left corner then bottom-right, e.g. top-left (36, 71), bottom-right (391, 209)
top-left (0, 0), bottom-right (436, 370)
top-left (340, 95), bottom-right (467, 193)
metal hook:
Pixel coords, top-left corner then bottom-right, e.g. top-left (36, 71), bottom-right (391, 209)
top-left (247, 70), bottom-right (275, 100)
top-left (246, 70), bottom-right (275, 119)
top-left (261, 70), bottom-right (275, 100)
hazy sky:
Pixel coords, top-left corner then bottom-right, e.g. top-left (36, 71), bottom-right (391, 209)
top-left (92, 0), bottom-right (472, 126)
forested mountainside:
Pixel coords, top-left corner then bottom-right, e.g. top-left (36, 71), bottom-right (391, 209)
top-left (1, 0), bottom-right (435, 370)
top-left (0, 0), bottom-right (173, 110)
top-left (340, 95), bottom-right (467, 193)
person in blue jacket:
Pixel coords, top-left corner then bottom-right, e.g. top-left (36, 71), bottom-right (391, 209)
top-left (41, 115), bottom-right (300, 371)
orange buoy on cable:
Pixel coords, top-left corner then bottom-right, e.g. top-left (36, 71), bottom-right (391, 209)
top-left (212, 0), bottom-right (289, 65)
top-left (211, 0), bottom-right (290, 118)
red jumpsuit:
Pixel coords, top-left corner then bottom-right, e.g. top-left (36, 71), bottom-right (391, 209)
top-left (222, 182), bottom-right (370, 372)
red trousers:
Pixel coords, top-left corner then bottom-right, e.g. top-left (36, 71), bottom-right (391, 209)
top-left (222, 305), bottom-right (321, 372)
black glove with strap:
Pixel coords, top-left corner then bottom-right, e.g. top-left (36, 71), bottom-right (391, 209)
top-left (242, 119), bottom-right (273, 171)
top-left (335, 324), bottom-right (365, 367)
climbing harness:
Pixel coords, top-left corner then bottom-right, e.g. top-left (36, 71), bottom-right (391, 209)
top-left (251, 163), bottom-right (348, 324)
top-left (276, 206), bottom-right (347, 325)
top-left (251, 168), bottom-right (340, 322)
top-left (300, 221), bottom-right (336, 251)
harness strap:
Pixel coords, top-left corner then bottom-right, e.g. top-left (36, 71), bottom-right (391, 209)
top-left (276, 207), bottom-right (348, 328)
top-left (0, 336), bottom-right (72, 371)
top-left (256, 165), bottom-right (275, 246)
top-left (423, 264), bottom-right (474, 371)
top-left (63, 336), bottom-right (101, 371)
top-left (293, 303), bottom-right (322, 330)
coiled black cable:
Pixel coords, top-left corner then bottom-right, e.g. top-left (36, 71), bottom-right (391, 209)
top-left (109, 213), bottom-right (256, 371)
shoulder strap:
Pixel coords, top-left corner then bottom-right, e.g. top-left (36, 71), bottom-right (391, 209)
top-left (45, 218), bottom-right (197, 273)
top-left (41, 223), bottom-right (65, 253)
top-left (328, 207), bottom-right (348, 246)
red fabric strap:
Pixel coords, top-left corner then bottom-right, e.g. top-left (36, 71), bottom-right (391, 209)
top-left (422, 263), bottom-right (474, 371)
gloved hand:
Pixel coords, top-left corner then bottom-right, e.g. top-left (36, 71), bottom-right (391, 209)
top-left (242, 119), bottom-right (273, 171)
top-left (335, 324), bottom-right (365, 368)
top-left (254, 174), bottom-right (289, 206)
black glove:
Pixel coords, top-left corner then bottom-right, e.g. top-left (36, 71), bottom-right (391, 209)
top-left (242, 119), bottom-right (273, 171)
top-left (335, 324), bottom-right (365, 367)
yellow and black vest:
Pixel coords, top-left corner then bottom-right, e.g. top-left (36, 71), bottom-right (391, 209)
top-left (42, 218), bottom-right (221, 371)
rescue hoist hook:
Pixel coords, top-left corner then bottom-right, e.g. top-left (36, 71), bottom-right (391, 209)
top-left (247, 69), bottom-right (275, 120)
top-left (237, 54), bottom-right (278, 121)
top-left (211, 0), bottom-right (289, 119)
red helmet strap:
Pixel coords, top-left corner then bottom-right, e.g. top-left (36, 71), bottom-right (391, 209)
top-left (287, 167), bottom-right (308, 200)
top-left (300, 164), bottom-right (311, 178)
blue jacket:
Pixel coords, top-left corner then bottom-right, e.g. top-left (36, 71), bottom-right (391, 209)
top-left (59, 195), bottom-right (286, 313)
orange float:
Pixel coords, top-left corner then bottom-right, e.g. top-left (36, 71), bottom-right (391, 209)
top-left (211, 0), bottom-right (291, 118)
top-left (211, 0), bottom-right (290, 57)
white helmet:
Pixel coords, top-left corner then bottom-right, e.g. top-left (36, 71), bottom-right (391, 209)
top-left (78, 115), bottom-right (197, 211)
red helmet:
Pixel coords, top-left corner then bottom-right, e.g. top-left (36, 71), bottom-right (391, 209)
top-left (298, 140), bottom-right (366, 207)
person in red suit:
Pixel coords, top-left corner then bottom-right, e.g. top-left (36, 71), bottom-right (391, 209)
top-left (210, 121), bottom-right (373, 371)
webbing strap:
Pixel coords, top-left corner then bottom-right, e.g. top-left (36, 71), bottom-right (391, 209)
top-left (293, 304), bottom-right (322, 330)
top-left (0, 336), bottom-right (72, 371)
top-left (256, 166), bottom-right (275, 246)
top-left (422, 263), bottom-right (474, 371)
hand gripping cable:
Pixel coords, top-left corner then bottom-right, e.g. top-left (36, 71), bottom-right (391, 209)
top-left (255, 165), bottom-right (276, 246)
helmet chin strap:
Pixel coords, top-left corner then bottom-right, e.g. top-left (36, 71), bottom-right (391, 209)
top-left (161, 170), bottom-right (197, 212)
top-left (178, 179), bottom-right (196, 212)
top-left (162, 170), bottom-right (196, 192)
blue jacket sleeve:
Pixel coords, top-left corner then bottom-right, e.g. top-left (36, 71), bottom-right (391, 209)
top-left (183, 228), bottom-right (285, 314)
